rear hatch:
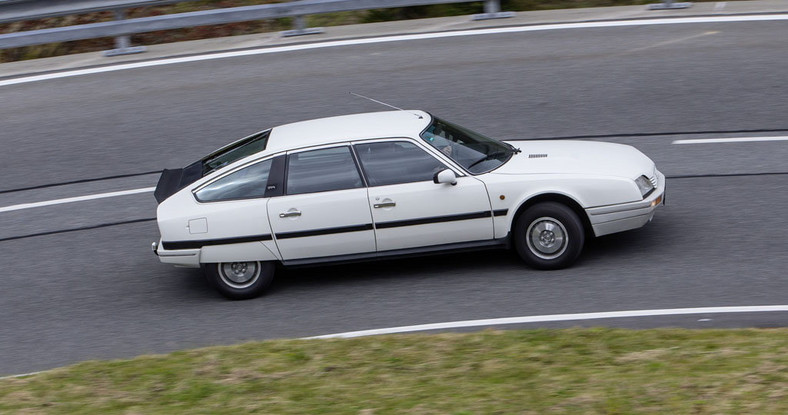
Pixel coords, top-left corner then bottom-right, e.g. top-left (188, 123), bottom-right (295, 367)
top-left (153, 129), bottom-right (270, 204)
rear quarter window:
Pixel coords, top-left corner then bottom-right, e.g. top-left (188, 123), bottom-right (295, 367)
top-left (194, 158), bottom-right (273, 202)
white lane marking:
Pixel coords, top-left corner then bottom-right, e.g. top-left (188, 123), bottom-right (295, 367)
top-left (1, 371), bottom-right (43, 379)
top-left (715, 2), bottom-right (728, 12)
top-left (624, 31), bottom-right (719, 54)
top-left (2, 14), bottom-right (787, 88)
top-left (0, 187), bottom-right (154, 213)
top-left (2, 305), bottom-right (785, 379)
top-left (304, 305), bottom-right (788, 339)
top-left (672, 136), bottom-right (788, 144)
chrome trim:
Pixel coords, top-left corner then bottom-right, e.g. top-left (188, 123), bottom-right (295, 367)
top-left (157, 252), bottom-right (198, 257)
top-left (373, 202), bottom-right (396, 208)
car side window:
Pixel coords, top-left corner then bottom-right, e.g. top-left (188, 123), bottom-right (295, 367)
top-left (194, 158), bottom-right (273, 202)
top-left (286, 146), bottom-right (364, 195)
top-left (355, 141), bottom-right (448, 186)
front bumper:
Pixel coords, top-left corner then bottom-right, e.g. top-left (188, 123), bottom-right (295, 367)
top-left (586, 171), bottom-right (666, 237)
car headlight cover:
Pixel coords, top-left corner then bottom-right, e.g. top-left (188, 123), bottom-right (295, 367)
top-left (635, 175), bottom-right (655, 198)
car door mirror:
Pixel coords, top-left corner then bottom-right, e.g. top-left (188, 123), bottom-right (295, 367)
top-left (433, 169), bottom-right (457, 186)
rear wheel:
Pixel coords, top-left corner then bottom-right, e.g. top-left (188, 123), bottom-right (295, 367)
top-left (205, 261), bottom-right (275, 300)
top-left (514, 202), bottom-right (585, 270)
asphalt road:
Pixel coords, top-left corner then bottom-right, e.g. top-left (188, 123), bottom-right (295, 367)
top-left (1, 18), bottom-right (787, 376)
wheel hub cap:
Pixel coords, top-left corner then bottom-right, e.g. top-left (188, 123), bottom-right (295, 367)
top-left (527, 217), bottom-right (568, 259)
top-left (539, 230), bottom-right (557, 247)
top-left (222, 262), bottom-right (258, 284)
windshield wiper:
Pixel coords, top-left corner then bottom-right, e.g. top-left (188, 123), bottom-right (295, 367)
top-left (467, 150), bottom-right (511, 169)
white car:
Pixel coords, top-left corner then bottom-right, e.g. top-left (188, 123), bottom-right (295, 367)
top-left (153, 110), bottom-right (665, 299)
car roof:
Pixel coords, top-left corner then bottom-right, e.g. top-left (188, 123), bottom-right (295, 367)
top-left (265, 110), bottom-right (431, 153)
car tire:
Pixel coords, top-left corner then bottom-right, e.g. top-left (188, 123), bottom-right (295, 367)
top-left (205, 261), bottom-right (275, 300)
top-left (514, 202), bottom-right (585, 270)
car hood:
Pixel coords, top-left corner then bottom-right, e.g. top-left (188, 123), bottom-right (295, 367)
top-left (494, 140), bottom-right (655, 179)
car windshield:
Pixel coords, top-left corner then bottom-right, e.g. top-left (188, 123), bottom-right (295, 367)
top-left (201, 130), bottom-right (270, 176)
top-left (420, 116), bottom-right (515, 174)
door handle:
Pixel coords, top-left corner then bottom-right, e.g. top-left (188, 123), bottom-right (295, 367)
top-left (279, 210), bottom-right (302, 218)
top-left (373, 202), bottom-right (396, 209)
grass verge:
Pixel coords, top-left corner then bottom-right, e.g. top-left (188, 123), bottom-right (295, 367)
top-left (1, 328), bottom-right (787, 414)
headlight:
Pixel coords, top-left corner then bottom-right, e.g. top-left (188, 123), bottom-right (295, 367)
top-left (635, 175), bottom-right (655, 198)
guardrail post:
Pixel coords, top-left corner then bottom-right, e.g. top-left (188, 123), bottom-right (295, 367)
top-left (104, 9), bottom-right (146, 57)
top-left (648, 0), bottom-right (692, 10)
top-left (473, 0), bottom-right (515, 21)
top-left (280, 15), bottom-right (324, 37)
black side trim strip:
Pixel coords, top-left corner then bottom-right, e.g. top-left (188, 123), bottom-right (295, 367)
top-left (162, 234), bottom-right (272, 250)
top-left (493, 209), bottom-right (508, 217)
top-left (275, 224), bottom-right (374, 240)
top-left (376, 211), bottom-right (492, 229)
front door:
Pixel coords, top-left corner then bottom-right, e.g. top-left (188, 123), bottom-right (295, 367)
top-left (354, 140), bottom-right (493, 252)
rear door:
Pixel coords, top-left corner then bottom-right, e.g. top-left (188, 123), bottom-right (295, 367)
top-left (354, 140), bottom-right (494, 252)
top-left (267, 145), bottom-right (376, 260)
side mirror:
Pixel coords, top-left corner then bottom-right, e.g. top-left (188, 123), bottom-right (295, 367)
top-left (433, 169), bottom-right (457, 186)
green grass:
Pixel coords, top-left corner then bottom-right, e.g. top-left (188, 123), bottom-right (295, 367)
top-left (2, 328), bottom-right (787, 414)
top-left (0, 0), bottom-right (731, 62)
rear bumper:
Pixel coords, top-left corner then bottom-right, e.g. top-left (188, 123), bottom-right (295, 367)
top-left (586, 171), bottom-right (666, 237)
top-left (151, 239), bottom-right (201, 268)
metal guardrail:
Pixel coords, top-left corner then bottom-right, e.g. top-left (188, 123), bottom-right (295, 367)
top-left (0, 0), bottom-right (513, 56)
top-left (649, 0), bottom-right (692, 10)
top-left (0, 0), bottom-right (207, 55)
top-left (0, 0), bottom-right (195, 24)
top-left (0, 0), bottom-right (688, 57)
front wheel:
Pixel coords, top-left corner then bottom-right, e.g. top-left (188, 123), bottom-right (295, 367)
top-left (205, 261), bottom-right (275, 300)
top-left (514, 202), bottom-right (585, 270)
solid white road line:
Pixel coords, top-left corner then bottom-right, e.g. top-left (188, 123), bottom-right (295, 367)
top-left (304, 305), bottom-right (788, 339)
top-left (0, 187), bottom-right (155, 213)
top-left (2, 14), bottom-right (787, 88)
top-left (2, 305), bottom-right (785, 379)
top-left (673, 136), bottom-right (788, 144)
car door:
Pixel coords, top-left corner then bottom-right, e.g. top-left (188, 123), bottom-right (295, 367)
top-left (354, 140), bottom-right (494, 252)
top-left (267, 145), bottom-right (376, 261)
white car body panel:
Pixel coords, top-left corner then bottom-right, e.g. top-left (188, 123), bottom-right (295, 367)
top-left (268, 188), bottom-right (376, 260)
top-left (368, 176), bottom-right (493, 251)
top-left (265, 111), bottom-right (431, 154)
top-left (153, 110), bottom-right (665, 270)
top-left (201, 242), bottom-right (278, 264)
top-left (500, 140), bottom-right (655, 179)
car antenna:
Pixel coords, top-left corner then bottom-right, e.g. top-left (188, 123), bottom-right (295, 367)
top-left (350, 92), bottom-right (423, 119)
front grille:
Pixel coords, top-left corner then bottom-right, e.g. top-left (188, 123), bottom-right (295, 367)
top-left (649, 175), bottom-right (658, 187)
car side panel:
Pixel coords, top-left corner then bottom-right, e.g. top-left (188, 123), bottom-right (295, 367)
top-left (368, 176), bottom-right (494, 252)
top-left (267, 188), bottom-right (376, 260)
top-left (480, 174), bottom-right (641, 239)
top-left (156, 189), bottom-right (280, 263)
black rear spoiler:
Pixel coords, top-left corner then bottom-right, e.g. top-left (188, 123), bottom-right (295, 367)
top-left (153, 162), bottom-right (203, 204)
